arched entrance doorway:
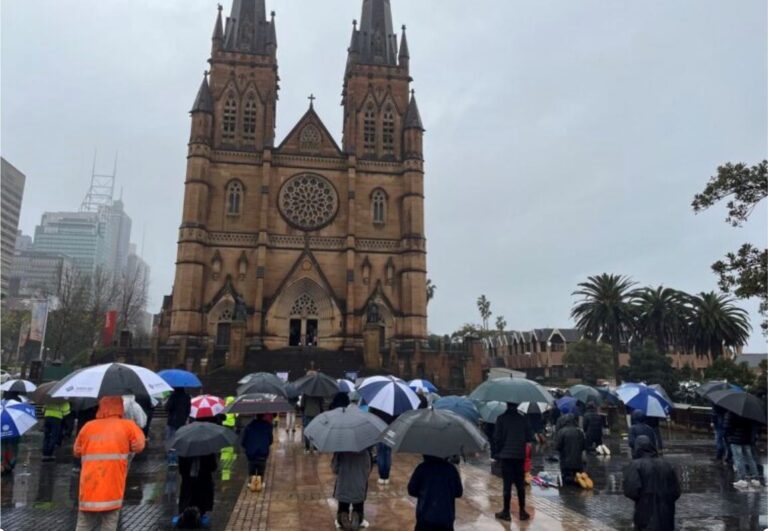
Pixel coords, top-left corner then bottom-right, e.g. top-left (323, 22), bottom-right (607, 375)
top-left (288, 293), bottom-right (319, 346)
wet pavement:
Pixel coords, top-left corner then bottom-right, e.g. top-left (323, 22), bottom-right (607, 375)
top-left (1, 422), bottom-right (766, 530)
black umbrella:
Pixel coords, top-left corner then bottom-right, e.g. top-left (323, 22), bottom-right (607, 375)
top-left (166, 422), bottom-right (238, 457)
top-left (707, 389), bottom-right (766, 424)
top-left (224, 393), bottom-right (294, 415)
top-left (695, 380), bottom-right (741, 397)
top-left (381, 407), bottom-right (488, 458)
top-left (304, 406), bottom-right (387, 452)
top-left (236, 379), bottom-right (291, 398)
top-left (293, 371), bottom-right (339, 398)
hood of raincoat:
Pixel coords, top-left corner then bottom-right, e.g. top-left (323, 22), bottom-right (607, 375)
top-left (563, 413), bottom-right (577, 427)
top-left (634, 435), bottom-right (658, 458)
top-left (96, 396), bottom-right (125, 419)
top-left (631, 409), bottom-right (646, 424)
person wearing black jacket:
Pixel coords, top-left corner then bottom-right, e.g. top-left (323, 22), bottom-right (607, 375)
top-left (407, 455), bottom-right (463, 531)
top-left (493, 403), bottom-right (533, 522)
top-left (628, 410), bottom-right (657, 458)
top-left (582, 403), bottom-right (603, 452)
top-left (554, 414), bottom-right (586, 485)
top-left (724, 411), bottom-right (759, 488)
top-left (622, 435), bottom-right (680, 531)
top-left (165, 387), bottom-right (191, 466)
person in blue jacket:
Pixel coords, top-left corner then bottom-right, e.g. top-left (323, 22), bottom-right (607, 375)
top-left (407, 455), bottom-right (463, 531)
top-left (241, 414), bottom-right (274, 492)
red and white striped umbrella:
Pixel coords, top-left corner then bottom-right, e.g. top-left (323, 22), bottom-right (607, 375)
top-left (190, 395), bottom-right (225, 419)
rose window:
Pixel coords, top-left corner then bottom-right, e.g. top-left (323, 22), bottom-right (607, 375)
top-left (278, 174), bottom-right (338, 230)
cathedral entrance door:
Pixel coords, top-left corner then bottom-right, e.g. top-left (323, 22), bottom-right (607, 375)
top-left (289, 319), bottom-right (302, 346)
top-left (306, 319), bottom-right (318, 347)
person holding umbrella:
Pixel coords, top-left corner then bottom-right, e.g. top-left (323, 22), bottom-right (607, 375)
top-left (241, 414), bottom-right (274, 492)
top-left (407, 455), bottom-right (463, 531)
top-left (73, 396), bottom-right (146, 531)
top-left (166, 387), bottom-right (192, 466)
top-left (493, 403), bottom-right (533, 522)
top-left (1, 400), bottom-right (37, 475)
top-left (724, 410), bottom-right (760, 488)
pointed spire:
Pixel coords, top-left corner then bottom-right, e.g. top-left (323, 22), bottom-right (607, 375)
top-left (399, 25), bottom-right (409, 59)
top-left (212, 4), bottom-right (224, 41)
top-left (191, 71), bottom-right (214, 114)
top-left (349, 0), bottom-right (398, 66)
top-left (266, 10), bottom-right (277, 49)
top-left (222, 0), bottom-right (271, 55)
top-left (404, 89), bottom-right (423, 130)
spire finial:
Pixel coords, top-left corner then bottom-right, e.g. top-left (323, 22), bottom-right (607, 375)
top-left (411, 88), bottom-right (415, 97)
top-left (402, 24), bottom-right (407, 31)
top-left (353, 19), bottom-right (357, 29)
top-left (308, 93), bottom-right (316, 108)
top-left (204, 70), bottom-right (209, 79)
top-left (217, 3), bottom-right (222, 13)
top-left (271, 10), bottom-right (275, 20)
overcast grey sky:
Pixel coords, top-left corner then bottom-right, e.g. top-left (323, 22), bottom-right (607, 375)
top-left (2, 1), bottom-right (766, 350)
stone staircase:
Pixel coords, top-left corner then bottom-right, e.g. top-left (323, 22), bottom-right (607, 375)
top-left (199, 347), bottom-right (368, 396)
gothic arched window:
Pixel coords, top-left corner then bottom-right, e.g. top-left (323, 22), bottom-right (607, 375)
top-left (222, 94), bottom-right (237, 141)
top-left (383, 106), bottom-right (395, 155)
top-left (242, 96), bottom-right (257, 140)
top-left (227, 181), bottom-right (243, 216)
top-left (363, 104), bottom-right (376, 154)
top-left (372, 189), bottom-right (386, 224)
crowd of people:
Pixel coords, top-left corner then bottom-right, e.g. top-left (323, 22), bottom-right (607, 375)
top-left (1, 376), bottom-right (764, 531)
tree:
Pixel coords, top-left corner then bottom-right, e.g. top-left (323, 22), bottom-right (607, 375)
top-left (618, 341), bottom-right (679, 396)
top-left (45, 268), bottom-right (91, 363)
top-left (703, 357), bottom-right (756, 390)
top-left (115, 261), bottom-right (149, 334)
top-left (632, 286), bottom-right (690, 354)
top-left (495, 315), bottom-right (507, 333)
top-left (450, 323), bottom-right (489, 340)
top-left (571, 274), bottom-right (637, 380)
top-left (687, 292), bottom-right (751, 360)
top-left (692, 160), bottom-right (767, 332)
top-left (563, 339), bottom-right (614, 385)
top-left (751, 360), bottom-right (767, 399)
top-left (476, 295), bottom-right (492, 331)
top-left (1, 308), bottom-right (27, 364)
top-left (426, 279), bottom-right (437, 305)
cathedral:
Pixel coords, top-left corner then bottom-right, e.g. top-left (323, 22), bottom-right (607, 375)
top-left (155, 0), bottom-right (429, 375)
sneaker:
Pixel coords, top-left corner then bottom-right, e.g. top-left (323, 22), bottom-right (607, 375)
top-left (384, 479), bottom-right (390, 485)
top-left (576, 473), bottom-right (589, 489)
top-left (377, 478), bottom-right (385, 485)
top-left (520, 510), bottom-right (530, 521)
top-left (494, 511), bottom-right (511, 521)
top-left (349, 512), bottom-right (360, 529)
top-left (360, 519), bottom-right (370, 528)
top-left (733, 480), bottom-right (749, 488)
top-left (334, 519), bottom-right (342, 529)
top-left (339, 513), bottom-right (351, 530)
top-left (750, 479), bottom-right (761, 487)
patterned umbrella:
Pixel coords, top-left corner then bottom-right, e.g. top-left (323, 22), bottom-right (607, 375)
top-left (337, 379), bottom-right (356, 393)
top-left (0, 380), bottom-right (37, 394)
top-left (49, 363), bottom-right (172, 399)
top-left (358, 376), bottom-right (419, 417)
top-left (517, 401), bottom-right (550, 415)
top-left (1, 399), bottom-right (37, 438)
top-left (616, 383), bottom-right (671, 418)
top-left (408, 379), bottom-right (438, 394)
top-left (190, 394), bottom-right (226, 419)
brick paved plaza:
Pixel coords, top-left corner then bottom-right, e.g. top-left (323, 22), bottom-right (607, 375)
top-left (1, 422), bottom-right (765, 530)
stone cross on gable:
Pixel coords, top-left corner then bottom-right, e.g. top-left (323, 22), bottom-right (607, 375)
top-left (308, 94), bottom-right (316, 108)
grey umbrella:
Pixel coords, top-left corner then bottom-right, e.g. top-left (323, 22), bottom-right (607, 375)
top-left (304, 406), bottom-right (388, 452)
top-left (381, 408), bottom-right (489, 458)
top-left (224, 393), bottom-right (294, 415)
top-left (166, 422), bottom-right (238, 457)
top-left (237, 371), bottom-right (284, 386)
top-left (568, 384), bottom-right (603, 406)
top-left (469, 376), bottom-right (554, 405)
top-left (236, 378), bottom-right (292, 398)
top-left (293, 371), bottom-right (339, 398)
top-left (695, 380), bottom-right (741, 397)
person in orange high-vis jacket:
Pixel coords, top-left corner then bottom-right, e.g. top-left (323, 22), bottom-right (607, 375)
top-left (74, 396), bottom-right (146, 531)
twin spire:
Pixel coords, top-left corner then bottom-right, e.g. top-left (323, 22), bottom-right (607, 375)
top-left (213, 0), bottom-right (276, 56)
top-left (347, 0), bottom-right (408, 67)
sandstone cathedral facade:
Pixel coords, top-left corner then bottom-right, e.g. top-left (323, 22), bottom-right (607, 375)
top-left (156, 0), bottom-right (429, 374)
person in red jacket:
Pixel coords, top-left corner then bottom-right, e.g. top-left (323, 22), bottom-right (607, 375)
top-left (74, 396), bottom-right (146, 531)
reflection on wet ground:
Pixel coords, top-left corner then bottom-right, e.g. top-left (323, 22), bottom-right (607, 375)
top-left (1, 424), bottom-right (765, 530)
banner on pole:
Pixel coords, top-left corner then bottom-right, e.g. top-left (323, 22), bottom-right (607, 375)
top-left (29, 301), bottom-right (48, 343)
top-left (102, 310), bottom-right (118, 347)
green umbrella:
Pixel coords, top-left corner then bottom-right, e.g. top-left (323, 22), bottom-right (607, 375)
top-left (568, 384), bottom-right (603, 406)
top-left (469, 376), bottom-right (554, 405)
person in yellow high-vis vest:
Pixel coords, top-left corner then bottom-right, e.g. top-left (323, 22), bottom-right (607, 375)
top-left (42, 401), bottom-right (66, 461)
top-left (222, 396), bottom-right (237, 430)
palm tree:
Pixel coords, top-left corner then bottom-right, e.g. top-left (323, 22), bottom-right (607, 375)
top-left (632, 286), bottom-right (691, 353)
top-left (571, 274), bottom-right (636, 380)
top-left (687, 291), bottom-right (751, 360)
top-left (495, 315), bottom-right (507, 333)
top-left (426, 279), bottom-right (437, 305)
top-left (477, 295), bottom-right (492, 331)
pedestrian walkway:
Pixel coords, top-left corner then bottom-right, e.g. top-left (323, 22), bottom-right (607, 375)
top-left (226, 429), bottom-right (609, 530)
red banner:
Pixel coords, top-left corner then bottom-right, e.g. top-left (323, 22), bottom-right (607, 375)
top-left (102, 310), bottom-right (118, 347)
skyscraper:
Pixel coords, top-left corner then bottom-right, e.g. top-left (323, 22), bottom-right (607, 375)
top-left (102, 200), bottom-right (132, 274)
top-left (1, 158), bottom-right (26, 297)
top-left (33, 211), bottom-right (107, 274)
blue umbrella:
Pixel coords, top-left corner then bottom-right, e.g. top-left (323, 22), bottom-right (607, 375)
top-left (434, 396), bottom-right (480, 423)
top-left (158, 369), bottom-right (202, 388)
top-left (408, 379), bottom-right (438, 393)
top-left (616, 383), bottom-right (671, 418)
top-left (556, 396), bottom-right (580, 414)
top-left (357, 376), bottom-right (419, 417)
top-left (1, 399), bottom-right (37, 438)
top-left (337, 379), bottom-right (356, 393)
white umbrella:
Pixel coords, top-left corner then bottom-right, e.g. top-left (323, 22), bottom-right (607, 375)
top-left (49, 363), bottom-right (172, 399)
top-left (0, 380), bottom-right (37, 394)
